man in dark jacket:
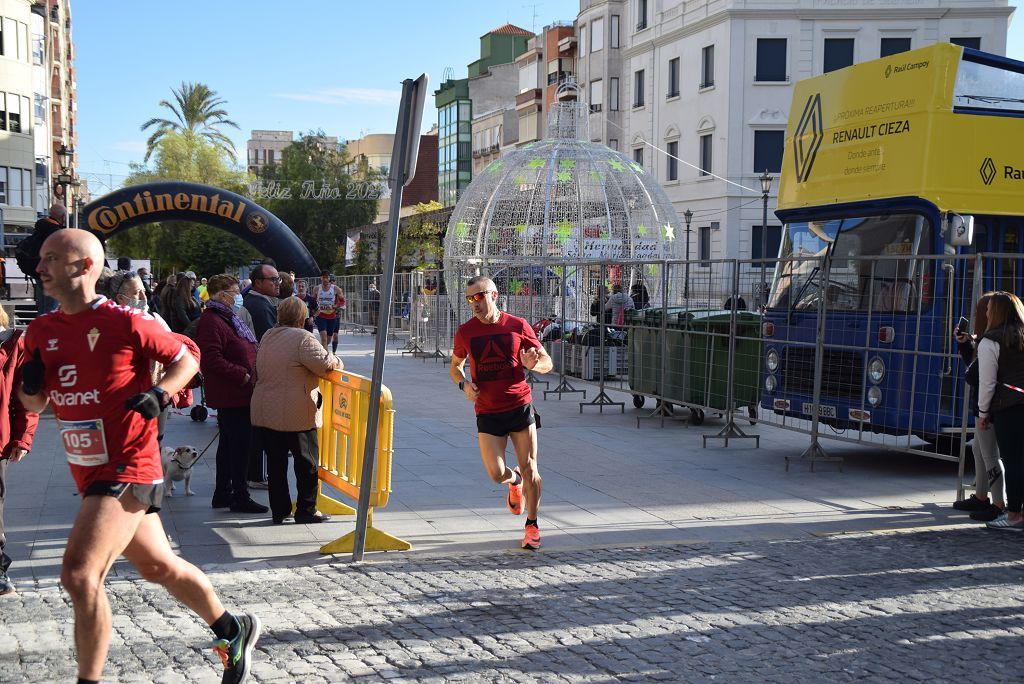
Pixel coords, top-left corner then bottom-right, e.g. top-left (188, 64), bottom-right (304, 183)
top-left (241, 264), bottom-right (280, 487)
top-left (242, 264), bottom-right (280, 342)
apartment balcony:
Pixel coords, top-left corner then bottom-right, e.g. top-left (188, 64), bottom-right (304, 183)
top-left (516, 88), bottom-right (543, 112)
top-left (557, 35), bottom-right (577, 55)
top-left (556, 85), bottom-right (578, 101)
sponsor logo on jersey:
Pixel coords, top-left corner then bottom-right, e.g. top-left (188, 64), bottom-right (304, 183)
top-left (49, 388), bottom-right (100, 407)
top-left (58, 364), bottom-right (78, 388)
top-left (47, 338), bottom-right (59, 351)
top-left (87, 328), bottom-right (101, 352)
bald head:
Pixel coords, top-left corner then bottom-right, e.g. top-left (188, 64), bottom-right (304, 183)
top-left (37, 230), bottom-right (107, 308)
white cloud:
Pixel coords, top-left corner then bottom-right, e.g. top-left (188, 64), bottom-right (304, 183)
top-left (273, 88), bottom-right (401, 106)
top-left (113, 140), bottom-right (147, 153)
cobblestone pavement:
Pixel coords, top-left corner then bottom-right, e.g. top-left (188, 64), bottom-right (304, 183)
top-left (2, 527), bottom-right (1022, 683)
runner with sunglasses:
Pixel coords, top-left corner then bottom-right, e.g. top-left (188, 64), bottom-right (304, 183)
top-left (450, 276), bottom-right (552, 549)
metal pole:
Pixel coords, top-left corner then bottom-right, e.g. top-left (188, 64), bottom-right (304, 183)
top-left (684, 210), bottom-right (692, 301)
top-left (352, 76), bottom-right (425, 562)
top-left (760, 181), bottom-right (768, 309)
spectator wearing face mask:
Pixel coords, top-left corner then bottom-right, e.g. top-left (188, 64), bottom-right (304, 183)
top-left (194, 274), bottom-right (268, 515)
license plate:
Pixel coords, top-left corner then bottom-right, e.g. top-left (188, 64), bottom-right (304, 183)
top-left (802, 403), bottom-right (836, 418)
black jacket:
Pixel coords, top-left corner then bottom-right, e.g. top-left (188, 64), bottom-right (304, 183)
top-left (243, 291), bottom-right (277, 342)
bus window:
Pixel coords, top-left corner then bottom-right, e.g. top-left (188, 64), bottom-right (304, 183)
top-left (770, 214), bottom-right (926, 312)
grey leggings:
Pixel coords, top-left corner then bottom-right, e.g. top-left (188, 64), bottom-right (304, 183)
top-left (974, 424), bottom-right (1006, 504)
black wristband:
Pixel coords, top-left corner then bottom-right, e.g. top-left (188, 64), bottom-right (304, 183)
top-left (459, 380), bottom-right (465, 391)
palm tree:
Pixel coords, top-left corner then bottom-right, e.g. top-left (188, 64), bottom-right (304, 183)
top-left (141, 82), bottom-right (240, 162)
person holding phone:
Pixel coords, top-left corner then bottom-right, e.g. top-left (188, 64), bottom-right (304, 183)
top-left (953, 294), bottom-right (1006, 521)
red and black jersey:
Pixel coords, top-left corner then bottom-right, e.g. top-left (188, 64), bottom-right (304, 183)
top-left (24, 297), bottom-right (185, 493)
top-left (453, 312), bottom-right (541, 415)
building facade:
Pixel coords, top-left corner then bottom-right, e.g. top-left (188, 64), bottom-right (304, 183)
top-left (0, 0), bottom-right (76, 235)
top-left (571, 0), bottom-right (1013, 300)
top-left (436, 24), bottom-right (533, 206)
top-left (515, 22), bottom-right (577, 147)
top-left (247, 130), bottom-right (294, 175)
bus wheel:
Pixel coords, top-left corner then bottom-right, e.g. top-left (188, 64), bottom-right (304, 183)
top-left (690, 408), bottom-right (705, 425)
top-left (633, 394), bottom-right (645, 408)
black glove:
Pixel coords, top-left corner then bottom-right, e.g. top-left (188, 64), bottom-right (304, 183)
top-left (125, 389), bottom-right (163, 420)
top-left (21, 350), bottom-right (45, 396)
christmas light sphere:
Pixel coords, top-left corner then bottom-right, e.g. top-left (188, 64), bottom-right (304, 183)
top-left (444, 97), bottom-right (683, 312)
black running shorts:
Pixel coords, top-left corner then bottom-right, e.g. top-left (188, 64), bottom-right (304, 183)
top-left (83, 480), bottom-right (164, 514)
top-left (477, 404), bottom-right (540, 437)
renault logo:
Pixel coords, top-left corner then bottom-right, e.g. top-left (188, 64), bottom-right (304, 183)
top-left (980, 157), bottom-right (996, 185)
top-left (793, 93), bottom-right (824, 183)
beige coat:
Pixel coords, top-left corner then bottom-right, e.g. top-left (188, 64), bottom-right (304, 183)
top-left (251, 326), bottom-right (338, 432)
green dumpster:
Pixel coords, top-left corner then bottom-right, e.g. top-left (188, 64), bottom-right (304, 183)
top-left (626, 307), bottom-right (690, 407)
top-left (676, 310), bottom-right (763, 413)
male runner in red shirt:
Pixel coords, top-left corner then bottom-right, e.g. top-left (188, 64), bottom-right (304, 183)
top-left (450, 276), bottom-right (552, 549)
top-left (18, 229), bottom-right (259, 684)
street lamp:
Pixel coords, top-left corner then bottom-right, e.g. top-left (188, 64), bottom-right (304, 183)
top-left (683, 208), bottom-right (693, 300)
top-left (55, 143), bottom-right (75, 219)
top-left (759, 169), bottom-right (774, 308)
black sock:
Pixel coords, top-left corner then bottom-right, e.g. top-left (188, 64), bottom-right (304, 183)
top-left (526, 518), bottom-right (538, 528)
top-left (210, 611), bottom-right (239, 641)
top-left (77, 679), bottom-right (100, 684)
top-left (510, 470), bottom-right (523, 486)
top-left (332, 340), bottom-right (338, 353)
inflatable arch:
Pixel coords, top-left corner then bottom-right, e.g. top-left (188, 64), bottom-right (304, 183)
top-left (80, 181), bottom-right (319, 276)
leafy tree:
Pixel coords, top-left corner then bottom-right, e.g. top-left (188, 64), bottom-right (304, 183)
top-left (257, 131), bottom-right (378, 272)
top-left (108, 132), bottom-right (258, 276)
top-left (348, 201), bottom-right (447, 274)
top-left (141, 82), bottom-right (239, 162)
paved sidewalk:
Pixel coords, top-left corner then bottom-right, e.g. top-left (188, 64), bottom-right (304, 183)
top-left (3, 332), bottom-right (1020, 682)
top-left (2, 332), bottom-right (977, 582)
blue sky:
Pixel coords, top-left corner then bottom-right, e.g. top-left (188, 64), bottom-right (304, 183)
top-left (73, 0), bottom-right (579, 195)
top-left (75, 1), bottom-right (1024, 196)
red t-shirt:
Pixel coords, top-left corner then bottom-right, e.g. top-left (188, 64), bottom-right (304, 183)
top-left (24, 297), bottom-right (186, 493)
top-left (453, 312), bottom-right (540, 415)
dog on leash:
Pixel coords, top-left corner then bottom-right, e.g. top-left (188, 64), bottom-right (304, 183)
top-left (161, 445), bottom-right (200, 496)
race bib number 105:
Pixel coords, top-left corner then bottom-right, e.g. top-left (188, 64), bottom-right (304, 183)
top-left (58, 419), bottom-right (110, 467)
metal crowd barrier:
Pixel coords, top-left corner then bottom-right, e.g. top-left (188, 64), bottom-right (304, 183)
top-left (314, 369), bottom-right (408, 554)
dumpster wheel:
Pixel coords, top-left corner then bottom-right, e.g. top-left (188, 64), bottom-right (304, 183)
top-left (632, 394), bottom-right (645, 408)
top-left (690, 407), bottom-right (705, 425)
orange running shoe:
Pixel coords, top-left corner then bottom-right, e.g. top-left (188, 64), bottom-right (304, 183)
top-left (507, 466), bottom-right (524, 515)
top-left (522, 522), bottom-right (541, 550)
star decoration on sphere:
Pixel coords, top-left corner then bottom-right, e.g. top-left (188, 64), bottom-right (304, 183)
top-left (663, 223), bottom-right (676, 241)
top-left (637, 223), bottom-right (649, 237)
top-left (510, 279), bottom-right (525, 295)
top-left (514, 175), bottom-right (527, 186)
top-left (588, 170), bottom-right (606, 182)
top-left (488, 229), bottom-right (500, 245)
top-left (554, 219), bottom-right (574, 244)
top-left (487, 160), bottom-right (505, 174)
top-left (527, 158), bottom-right (545, 169)
top-left (515, 223), bottom-right (527, 234)
top-left (647, 264), bottom-right (658, 276)
top-left (559, 159), bottom-right (576, 170)
top-left (556, 170), bottom-right (572, 183)
top-left (608, 160), bottom-right (625, 172)
top-left (455, 221), bottom-right (469, 239)
top-left (628, 161), bottom-right (645, 175)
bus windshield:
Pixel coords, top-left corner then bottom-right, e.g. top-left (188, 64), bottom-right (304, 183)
top-left (768, 214), bottom-right (926, 312)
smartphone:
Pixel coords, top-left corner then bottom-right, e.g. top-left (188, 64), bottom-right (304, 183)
top-left (956, 316), bottom-right (969, 332)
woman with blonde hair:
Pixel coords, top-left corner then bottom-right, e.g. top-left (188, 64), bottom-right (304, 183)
top-left (251, 296), bottom-right (341, 524)
top-left (977, 291), bottom-right (1024, 530)
top-left (953, 292), bottom-right (1005, 521)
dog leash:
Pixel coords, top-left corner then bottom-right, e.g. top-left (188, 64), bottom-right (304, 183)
top-left (173, 429), bottom-right (220, 471)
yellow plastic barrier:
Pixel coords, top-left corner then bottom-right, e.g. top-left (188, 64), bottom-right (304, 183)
top-left (312, 369), bottom-right (410, 554)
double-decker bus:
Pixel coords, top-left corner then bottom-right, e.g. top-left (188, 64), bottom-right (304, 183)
top-left (762, 42), bottom-right (1024, 451)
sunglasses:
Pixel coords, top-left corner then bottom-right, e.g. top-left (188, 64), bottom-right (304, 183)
top-left (466, 290), bottom-right (496, 303)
